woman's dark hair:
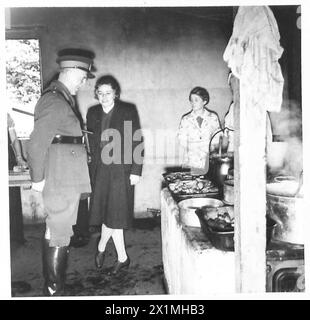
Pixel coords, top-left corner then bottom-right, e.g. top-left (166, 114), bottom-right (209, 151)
top-left (189, 86), bottom-right (210, 105)
top-left (94, 75), bottom-right (121, 100)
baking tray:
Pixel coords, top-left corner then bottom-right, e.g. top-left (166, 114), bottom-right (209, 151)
top-left (162, 171), bottom-right (205, 183)
top-left (168, 178), bottom-right (218, 194)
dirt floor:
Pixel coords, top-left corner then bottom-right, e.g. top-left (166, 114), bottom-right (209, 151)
top-left (10, 218), bottom-right (167, 298)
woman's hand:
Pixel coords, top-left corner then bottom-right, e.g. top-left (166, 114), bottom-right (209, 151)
top-left (16, 156), bottom-right (28, 169)
top-left (32, 179), bottom-right (45, 192)
top-left (129, 174), bottom-right (140, 185)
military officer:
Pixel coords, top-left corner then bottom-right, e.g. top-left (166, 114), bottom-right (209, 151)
top-left (27, 49), bottom-right (95, 296)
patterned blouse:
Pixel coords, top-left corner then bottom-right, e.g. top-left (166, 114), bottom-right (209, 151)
top-left (177, 108), bottom-right (220, 171)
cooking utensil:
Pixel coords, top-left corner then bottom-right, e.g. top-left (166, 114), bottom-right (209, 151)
top-left (162, 171), bottom-right (203, 183)
top-left (196, 211), bottom-right (277, 251)
top-left (204, 227), bottom-right (235, 251)
top-left (208, 155), bottom-right (234, 186)
top-left (266, 170), bottom-right (304, 245)
top-left (195, 205), bottom-right (234, 221)
top-left (266, 181), bottom-right (299, 197)
top-left (178, 198), bottom-right (224, 227)
top-left (274, 176), bottom-right (296, 183)
top-left (223, 179), bottom-right (234, 205)
top-left (294, 170), bottom-right (303, 197)
top-left (266, 189), bottom-right (304, 244)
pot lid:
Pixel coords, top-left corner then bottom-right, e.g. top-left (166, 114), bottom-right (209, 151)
top-left (266, 181), bottom-right (300, 197)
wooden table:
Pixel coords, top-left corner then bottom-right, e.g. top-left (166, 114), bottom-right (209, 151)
top-left (9, 170), bottom-right (31, 188)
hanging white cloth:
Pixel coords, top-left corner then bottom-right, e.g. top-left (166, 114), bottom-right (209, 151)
top-left (223, 6), bottom-right (284, 112)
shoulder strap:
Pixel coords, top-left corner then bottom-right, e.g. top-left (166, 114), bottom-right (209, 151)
top-left (42, 86), bottom-right (82, 122)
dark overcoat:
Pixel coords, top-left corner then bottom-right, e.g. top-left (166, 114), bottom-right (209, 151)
top-left (87, 100), bottom-right (144, 228)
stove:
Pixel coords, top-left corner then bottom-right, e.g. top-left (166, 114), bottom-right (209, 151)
top-left (266, 240), bottom-right (304, 292)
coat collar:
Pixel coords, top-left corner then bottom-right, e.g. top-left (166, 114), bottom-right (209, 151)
top-left (188, 107), bottom-right (210, 119)
top-left (186, 108), bottom-right (211, 127)
top-left (44, 80), bottom-right (76, 107)
top-left (91, 100), bottom-right (124, 123)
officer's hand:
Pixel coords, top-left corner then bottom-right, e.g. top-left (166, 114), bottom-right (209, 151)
top-left (32, 179), bottom-right (45, 192)
top-left (129, 174), bottom-right (140, 186)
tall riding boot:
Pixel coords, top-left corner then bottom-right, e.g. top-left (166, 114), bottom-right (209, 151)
top-left (42, 239), bottom-right (70, 296)
top-left (70, 199), bottom-right (90, 247)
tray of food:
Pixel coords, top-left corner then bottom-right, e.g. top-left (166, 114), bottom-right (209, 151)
top-left (168, 178), bottom-right (218, 196)
top-left (162, 171), bottom-right (204, 183)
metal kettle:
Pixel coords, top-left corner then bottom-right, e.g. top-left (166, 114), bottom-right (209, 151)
top-left (208, 128), bottom-right (234, 185)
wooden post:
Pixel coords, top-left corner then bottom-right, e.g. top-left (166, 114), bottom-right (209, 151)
top-left (232, 6), bottom-right (239, 20)
top-left (234, 79), bottom-right (267, 293)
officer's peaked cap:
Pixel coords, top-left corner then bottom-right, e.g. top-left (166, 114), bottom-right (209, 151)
top-left (56, 48), bottom-right (95, 79)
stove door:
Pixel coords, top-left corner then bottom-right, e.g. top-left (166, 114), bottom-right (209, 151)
top-left (266, 260), bottom-right (304, 292)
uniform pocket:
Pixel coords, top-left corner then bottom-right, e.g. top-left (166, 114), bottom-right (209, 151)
top-left (46, 144), bottom-right (90, 188)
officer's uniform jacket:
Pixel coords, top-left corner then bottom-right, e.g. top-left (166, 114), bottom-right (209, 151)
top-left (27, 80), bottom-right (91, 194)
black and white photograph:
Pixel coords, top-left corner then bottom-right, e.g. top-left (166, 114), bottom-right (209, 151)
top-left (1, 0), bottom-right (309, 301)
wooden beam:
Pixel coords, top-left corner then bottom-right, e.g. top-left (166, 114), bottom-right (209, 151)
top-left (233, 6), bottom-right (239, 20)
top-left (234, 78), bottom-right (267, 293)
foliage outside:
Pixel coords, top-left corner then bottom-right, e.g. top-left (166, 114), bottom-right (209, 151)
top-left (6, 39), bottom-right (41, 137)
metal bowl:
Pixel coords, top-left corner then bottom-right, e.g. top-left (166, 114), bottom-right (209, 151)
top-left (195, 212), bottom-right (277, 251)
top-left (205, 227), bottom-right (234, 251)
top-left (196, 205), bottom-right (234, 221)
top-left (178, 198), bottom-right (224, 227)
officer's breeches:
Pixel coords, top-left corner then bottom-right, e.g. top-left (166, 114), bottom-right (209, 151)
top-left (42, 189), bottom-right (81, 247)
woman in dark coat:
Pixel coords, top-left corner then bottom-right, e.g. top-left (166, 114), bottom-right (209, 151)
top-left (87, 75), bottom-right (144, 274)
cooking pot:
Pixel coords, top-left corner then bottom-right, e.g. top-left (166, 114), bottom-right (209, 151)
top-left (209, 156), bottom-right (233, 185)
top-left (223, 179), bottom-right (234, 205)
top-left (178, 197), bottom-right (224, 227)
top-left (266, 180), bottom-right (304, 245)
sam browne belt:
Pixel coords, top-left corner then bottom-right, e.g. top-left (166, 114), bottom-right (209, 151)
top-left (52, 135), bottom-right (83, 144)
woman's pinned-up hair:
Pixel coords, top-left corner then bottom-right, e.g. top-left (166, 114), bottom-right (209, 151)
top-left (189, 86), bottom-right (210, 105)
top-left (94, 75), bottom-right (121, 100)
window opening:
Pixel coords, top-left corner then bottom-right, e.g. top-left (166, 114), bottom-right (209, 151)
top-left (6, 39), bottom-right (42, 138)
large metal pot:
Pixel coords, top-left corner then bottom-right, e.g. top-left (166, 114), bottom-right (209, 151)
top-left (266, 181), bottom-right (304, 244)
top-left (178, 197), bottom-right (224, 227)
